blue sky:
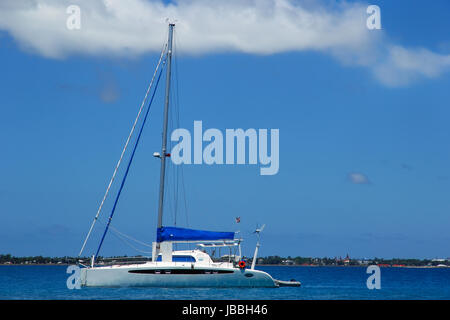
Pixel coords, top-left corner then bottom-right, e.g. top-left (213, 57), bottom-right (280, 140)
top-left (0, 0), bottom-right (449, 259)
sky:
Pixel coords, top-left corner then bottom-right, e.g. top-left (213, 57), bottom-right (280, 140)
top-left (0, 0), bottom-right (449, 259)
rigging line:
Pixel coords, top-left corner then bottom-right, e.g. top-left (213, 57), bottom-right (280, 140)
top-left (108, 227), bottom-right (154, 255)
top-left (170, 91), bottom-right (179, 226)
top-left (170, 73), bottom-right (178, 226)
top-left (108, 225), bottom-right (153, 248)
top-left (172, 32), bottom-right (184, 227)
top-left (91, 216), bottom-right (154, 251)
top-left (173, 42), bottom-right (180, 226)
top-left (94, 61), bottom-right (165, 261)
top-left (165, 32), bottom-right (180, 227)
top-left (163, 144), bottom-right (174, 226)
top-left (164, 77), bottom-right (174, 225)
top-left (167, 132), bottom-right (175, 225)
top-left (173, 32), bottom-right (190, 248)
top-left (181, 165), bottom-right (189, 226)
top-left (173, 32), bottom-right (189, 227)
top-left (78, 43), bottom-right (167, 257)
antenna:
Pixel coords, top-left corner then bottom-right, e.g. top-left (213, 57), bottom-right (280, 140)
top-left (254, 224), bottom-right (266, 234)
top-left (251, 224), bottom-right (265, 270)
top-left (165, 18), bottom-right (178, 24)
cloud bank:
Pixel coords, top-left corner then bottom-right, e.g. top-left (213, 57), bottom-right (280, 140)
top-left (0, 0), bottom-right (449, 86)
top-left (348, 172), bottom-right (370, 184)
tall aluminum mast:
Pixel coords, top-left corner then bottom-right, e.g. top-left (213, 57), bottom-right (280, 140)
top-left (156, 23), bottom-right (175, 244)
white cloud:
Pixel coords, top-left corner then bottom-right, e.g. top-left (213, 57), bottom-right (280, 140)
top-left (348, 172), bottom-right (370, 184)
top-left (0, 0), bottom-right (449, 86)
top-left (99, 82), bottom-right (120, 103)
top-left (0, 0), bottom-right (372, 57)
top-left (371, 46), bottom-right (450, 87)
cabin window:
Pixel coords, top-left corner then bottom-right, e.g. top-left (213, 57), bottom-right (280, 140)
top-left (156, 255), bottom-right (196, 262)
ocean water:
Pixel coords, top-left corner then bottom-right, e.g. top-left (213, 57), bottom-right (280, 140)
top-left (0, 265), bottom-right (449, 300)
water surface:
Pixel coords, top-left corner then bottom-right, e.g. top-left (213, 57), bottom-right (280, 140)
top-left (0, 265), bottom-right (449, 299)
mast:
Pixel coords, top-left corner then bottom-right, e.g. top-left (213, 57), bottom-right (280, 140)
top-left (157, 23), bottom-right (175, 239)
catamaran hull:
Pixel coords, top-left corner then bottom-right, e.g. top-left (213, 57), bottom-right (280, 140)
top-left (80, 266), bottom-right (277, 288)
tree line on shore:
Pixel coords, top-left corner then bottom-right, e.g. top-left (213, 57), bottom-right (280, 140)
top-left (1, 253), bottom-right (448, 267)
top-left (255, 256), bottom-right (449, 267)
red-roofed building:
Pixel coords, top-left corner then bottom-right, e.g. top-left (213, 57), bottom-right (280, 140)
top-left (343, 254), bottom-right (350, 265)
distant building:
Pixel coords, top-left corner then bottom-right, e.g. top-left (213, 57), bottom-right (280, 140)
top-left (282, 259), bottom-right (294, 265)
top-left (343, 254), bottom-right (350, 265)
top-left (334, 254), bottom-right (351, 265)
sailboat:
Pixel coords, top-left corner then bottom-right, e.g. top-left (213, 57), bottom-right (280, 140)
top-left (78, 23), bottom-right (300, 288)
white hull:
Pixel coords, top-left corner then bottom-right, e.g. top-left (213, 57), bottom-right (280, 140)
top-left (80, 262), bottom-right (277, 288)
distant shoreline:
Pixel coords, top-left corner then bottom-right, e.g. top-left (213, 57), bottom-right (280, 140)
top-left (1, 254), bottom-right (448, 268)
top-left (1, 263), bottom-right (448, 268)
top-left (258, 264), bottom-right (449, 268)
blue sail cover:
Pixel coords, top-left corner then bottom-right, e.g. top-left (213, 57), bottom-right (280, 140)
top-left (157, 226), bottom-right (235, 242)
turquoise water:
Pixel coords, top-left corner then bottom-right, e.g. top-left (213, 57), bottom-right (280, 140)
top-left (0, 265), bottom-right (449, 299)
